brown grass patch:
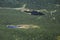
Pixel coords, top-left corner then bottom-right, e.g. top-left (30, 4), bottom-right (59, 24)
top-left (16, 24), bottom-right (40, 29)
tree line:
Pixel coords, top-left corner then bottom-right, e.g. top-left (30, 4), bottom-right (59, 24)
top-left (0, 0), bottom-right (59, 8)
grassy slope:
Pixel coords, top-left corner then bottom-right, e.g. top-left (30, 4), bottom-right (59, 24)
top-left (0, 5), bottom-right (60, 40)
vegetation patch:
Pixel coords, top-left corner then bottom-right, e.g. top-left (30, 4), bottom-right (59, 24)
top-left (57, 36), bottom-right (60, 40)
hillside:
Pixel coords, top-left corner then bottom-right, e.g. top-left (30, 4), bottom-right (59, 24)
top-left (0, 5), bottom-right (60, 40)
top-left (0, 0), bottom-right (60, 39)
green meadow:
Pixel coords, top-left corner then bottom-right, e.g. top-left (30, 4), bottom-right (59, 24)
top-left (0, 4), bottom-right (60, 40)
